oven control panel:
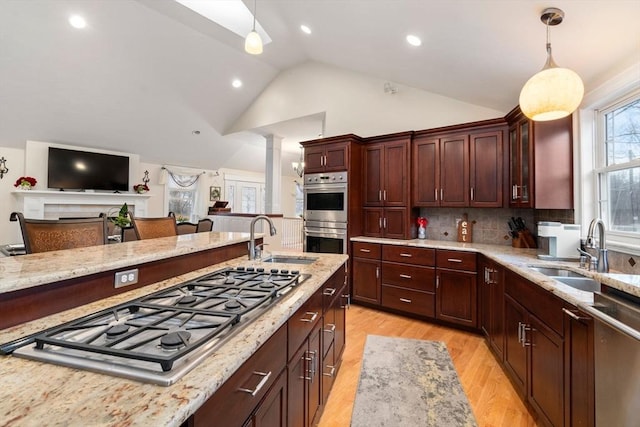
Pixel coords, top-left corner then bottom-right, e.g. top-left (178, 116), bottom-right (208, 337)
top-left (305, 171), bottom-right (348, 185)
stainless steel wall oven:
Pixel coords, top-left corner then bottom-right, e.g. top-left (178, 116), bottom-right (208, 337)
top-left (303, 172), bottom-right (348, 254)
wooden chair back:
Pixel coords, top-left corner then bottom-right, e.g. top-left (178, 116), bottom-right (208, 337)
top-left (176, 222), bottom-right (198, 235)
top-left (130, 212), bottom-right (178, 240)
top-left (10, 212), bottom-right (108, 254)
top-left (196, 218), bottom-right (214, 232)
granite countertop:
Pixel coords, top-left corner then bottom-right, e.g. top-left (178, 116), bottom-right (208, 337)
top-left (351, 236), bottom-right (640, 304)
top-left (0, 251), bottom-right (348, 427)
top-left (0, 231), bottom-right (255, 294)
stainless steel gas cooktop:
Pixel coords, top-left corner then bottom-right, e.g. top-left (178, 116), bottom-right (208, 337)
top-left (1, 266), bottom-right (310, 386)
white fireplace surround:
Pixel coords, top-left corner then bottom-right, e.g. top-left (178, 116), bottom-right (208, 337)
top-left (12, 190), bottom-right (150, 220)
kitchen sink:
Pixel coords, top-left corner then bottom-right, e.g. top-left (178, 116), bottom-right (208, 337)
top-left (528, 265), bottom-right (601, 292)
top-left (262, 256), bottom-right (318, 265)
top-left (528, 266), bottom-right (586, 277)
top-left (553, 276), bottom-right (601, 292)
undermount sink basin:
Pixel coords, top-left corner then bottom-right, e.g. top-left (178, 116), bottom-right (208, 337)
top-left (553, 276), bottom-right (601, 292)
top-left (528, 265), bottom-right (601, 292)
top-left (262, 256), bottom-right (318, 265)
top-left (528, 266), bottom-right (587, 278)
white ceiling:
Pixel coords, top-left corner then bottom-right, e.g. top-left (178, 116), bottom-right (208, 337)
top-left (1, 0), bottom-right (638, 173)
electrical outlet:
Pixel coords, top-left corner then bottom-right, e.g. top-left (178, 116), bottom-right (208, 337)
top-left (114, 268), bottom-right (139, 288)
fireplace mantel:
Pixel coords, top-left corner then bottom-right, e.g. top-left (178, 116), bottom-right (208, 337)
top-left (12, 190), bottom-right (151, 219)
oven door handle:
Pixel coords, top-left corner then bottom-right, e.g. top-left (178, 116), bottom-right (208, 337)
top-left (304, 229), bottom-right (347, 238)
top-left (304, 184), bottom-right (348, 193)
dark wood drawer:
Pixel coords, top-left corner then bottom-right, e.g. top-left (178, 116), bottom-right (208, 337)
top-left (382, 245), bottom-right (435, 266)
top-left (381, 285), bottom-right (435, 317)
top-left (352, 242), bottom-right (381, 259)
top-left (505, 270), bottom-right (564, 336)
top-left (288, 288), bottom-right (323, 360)
top-left (381, 262), bottom-right (435, 292)
top-left (191, 325), bottom-right (287, 427)
top-left (322, 267), bottom-right (346, 312)
top-left (436, 249), bottom-right (477, 271)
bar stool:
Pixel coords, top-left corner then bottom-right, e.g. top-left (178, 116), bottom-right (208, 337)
top-left (130, 212), bottom-right (178, 240)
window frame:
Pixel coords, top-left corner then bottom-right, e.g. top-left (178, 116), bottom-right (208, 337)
top-left (578, 64), bottom-right (640, 255)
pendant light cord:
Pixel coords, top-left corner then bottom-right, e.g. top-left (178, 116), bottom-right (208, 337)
top-left (252, 0), bottom-right (257, 31)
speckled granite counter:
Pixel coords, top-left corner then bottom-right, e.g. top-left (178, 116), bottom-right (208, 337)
top-left (351, 236), bottom-right (640, 305)
top-left (0, 251), bottom-right (348, 427)
top-left (0, 231), bottom-right (255, 294)
top-left (351, 335), bottom-right (477, 427)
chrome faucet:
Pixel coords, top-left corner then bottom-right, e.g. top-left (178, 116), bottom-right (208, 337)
top-left (585, 218), bottom-right (609, 273)
top-left (248, 215), bottom-right (277, 260)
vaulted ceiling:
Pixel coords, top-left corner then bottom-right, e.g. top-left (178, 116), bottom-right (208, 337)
top-left (1, 0), bottom-right (638, 172)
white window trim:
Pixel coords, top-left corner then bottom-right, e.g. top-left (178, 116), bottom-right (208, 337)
top-left (577, 61), bottom-right (640, 255)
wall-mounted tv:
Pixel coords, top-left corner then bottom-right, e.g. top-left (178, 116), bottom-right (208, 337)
top-left (47, 147), bottom-right (130, 191)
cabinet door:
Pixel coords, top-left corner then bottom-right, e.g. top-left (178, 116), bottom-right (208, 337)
top-left (308, 325), bottom-right (322, 427)
top-left (382, 207), bottom-right (407, 239)
top-left (383, 140), bottom-right (409, 206)
top-left (528, 314), bottom-right (564, 427)
top-left (363, 144), bottom-right (384, 206)
top-left (534, 115), bottom-right (573, 209)
top-left (488, 266), bottom-right (505, 360)
top-left (252, 370), bottom-right (287, 427)
top-left (352, 257), bottom-right (380, 305)
top-left (509, 126), bottom-right (519, 205)
top-left (287, 343), bottom-right (307, 427)
top-left (504, 295), bottom-right (527, 396)
top-left (324, 142), bottom-right (349, 172)
top-left (436, 269), bottom-right (477, 327)
top-left (334, 286), bottom-right (348, 360)
top-left (362, 207), bottom-right (383, 237)
top-left (412, 137), bottom-right (440, 207)
top-left (563, 308), bottom-right (594, 427)
top-left (479, 262), bottom-right (492, 337)
top-left (304, 145), bottom-right (326, 174)
top-left (440, 134), bottom-right (469, 206)
top-left (470, 130), bottom-right (503, 207)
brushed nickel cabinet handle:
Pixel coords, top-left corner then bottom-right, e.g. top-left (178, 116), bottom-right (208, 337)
top-left (399, 274), bottom-right (412, 279)
top-left (238, 371), bottom-right (272, 396)
top-left (399, 298), bottom-right (412, 303)
top-left (359, 248), bottom-right (371, 253)
top-left (323, 288), bottom-right (336, 296)
top-left (400, 253), bottom-right (412, 257)
top-left (447, 258), bottom-right (463, 263)
top-left (300, 311), bottom-right (318, 323)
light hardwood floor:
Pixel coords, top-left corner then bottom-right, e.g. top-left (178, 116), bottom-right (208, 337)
top-left (318, 305), bottom-right (539, 427)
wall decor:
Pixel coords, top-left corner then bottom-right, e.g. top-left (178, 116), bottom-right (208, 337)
top-left (210, 186), bottom-right (221, 201)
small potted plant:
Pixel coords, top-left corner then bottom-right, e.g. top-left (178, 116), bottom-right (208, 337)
top-left (133, 183), bottom-right (149, 194)
top-left (14, 176), bottom-right (37, 190)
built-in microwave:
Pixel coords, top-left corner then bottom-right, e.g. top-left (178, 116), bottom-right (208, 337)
top-left (304, 221), bottom-right (347, 254)
top-left (303, 172), bottom-right (348, 223)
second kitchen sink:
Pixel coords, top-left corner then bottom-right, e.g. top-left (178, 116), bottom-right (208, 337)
top-left (528, 265), bottom-right (601, 292)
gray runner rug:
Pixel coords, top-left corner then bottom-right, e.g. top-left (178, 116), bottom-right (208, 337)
top-left (350, 335), bottom-right (478, 427)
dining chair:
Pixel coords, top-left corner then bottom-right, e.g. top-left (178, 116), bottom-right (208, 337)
top-left (196, 218), bottom-right (214, 233)
top-left (10, 212), bottom-right (108, 254)
top-left (130, 212), bottom-right (178, 240)
top-left (176, 222), bottom-right (198, 235)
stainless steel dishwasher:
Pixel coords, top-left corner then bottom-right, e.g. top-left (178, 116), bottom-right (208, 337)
top-left (580, 291), bottom-right (640, 426)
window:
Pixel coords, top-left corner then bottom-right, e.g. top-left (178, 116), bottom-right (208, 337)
top-left (167, 178), bottom-right (198, 221)
top-left (595, 94), bottom-right (640, 238)
top-left (225, 179), bottom-right (264, 214)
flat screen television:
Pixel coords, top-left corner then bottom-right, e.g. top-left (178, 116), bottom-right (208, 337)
top-left (47, 147), bottom-right (130, 192)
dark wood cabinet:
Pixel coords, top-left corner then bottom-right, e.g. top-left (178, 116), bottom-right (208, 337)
top-left (479, 256), bottom-right (505, 360)
top-left (503, 270), bottom-right (565, 427)
top-left (563, 306), bottom-right (595, 427)
top-left (380, 245), bottom-right (436, 318)
top-left (247, 370), bottom-right (287, 427)
top-left (413, 120), bottom-right (505, 208)
top-left (362, 132), bottom-right (413, 239)
top-left (351, 242), bottom-right (381, 305)
top-left (303, 141), bottom-right (349, 173)
top-left (287, 322), bottom-right (322, 427)
top-left (507, 107), bottom-right (573, 209)
top-left (435, 250), bottom-right (477, 328)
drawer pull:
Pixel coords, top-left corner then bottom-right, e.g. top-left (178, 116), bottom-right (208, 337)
top-left (238, 371), bottom-right (272, 396)
top-left (400, 253), bottom-right (412, 257)
top-left (399, 298), bottom-right (412, 303)
top-left (359, 248), bottom-right (371, 253)
top-left (447, 258), bottom-right (463, 263)
top-left (324, 323), bottom-right (336, 333)
top-left (399, 274), bottom-right (412, 279)
top-left (323, 288), bottom-right (336, 296)
top-left (562, 308), bottom-right (591, 321)
top-left (323, 365), bottom-right (336, 377)
top-left (300, 311), bottom-right (318, 323)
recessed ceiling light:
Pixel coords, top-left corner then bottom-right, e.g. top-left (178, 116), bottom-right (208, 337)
top-left (68, 15), bottom-right (87, 29)
top-left (232, 79), bottom-right (243, 88)
top-left (406, 34), bottom-right (422, 47)
top-left (192, 130), bottom-right (201, 135)
top-left (300, 24), bottom-right (311, 35)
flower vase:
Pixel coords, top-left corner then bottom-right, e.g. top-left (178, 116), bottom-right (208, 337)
top-left (19, 183), bottom-right (32, 190)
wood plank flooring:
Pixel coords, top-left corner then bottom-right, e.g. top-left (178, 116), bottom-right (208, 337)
top-left (318, 305), bottom-right (539, 427)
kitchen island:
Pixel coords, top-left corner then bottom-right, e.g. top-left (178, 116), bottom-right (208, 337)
top-left (0, 233), bottom-right (348, 427)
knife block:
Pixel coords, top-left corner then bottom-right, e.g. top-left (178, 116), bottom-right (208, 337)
top-left (512, 230), bottom-right (537, 248)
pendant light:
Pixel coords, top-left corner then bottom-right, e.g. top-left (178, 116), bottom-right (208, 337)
top-left (245, 0), bottom-right (263, 55)
top-left (292, 146), bottom-right (305, 177)
top-left (519, 8), bottom-right (584, 121)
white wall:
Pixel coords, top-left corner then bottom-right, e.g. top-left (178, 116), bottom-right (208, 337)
top-left (227, 61), bottom-right (506, 138)
top-left (1, 146), bottom-right (27, 244)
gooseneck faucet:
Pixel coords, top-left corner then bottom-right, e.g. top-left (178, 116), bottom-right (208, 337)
top-left (586, 218), bottom-right (609, 273)
top-left (248, 215), bottom-right (277, 260)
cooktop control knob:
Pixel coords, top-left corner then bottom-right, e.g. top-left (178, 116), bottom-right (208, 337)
top-left (246, 267), bottom-right (255, 272)
top-left (281, 269), bottom-right (289, 274)
top-left (270, 269), bottom-right (279, 274)
top-left (236, 266), bottom-right (245, 271)
top-left (291, 270), bottom-right (299, 275)
top-left (257, 267), bottom-right (264, 272)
